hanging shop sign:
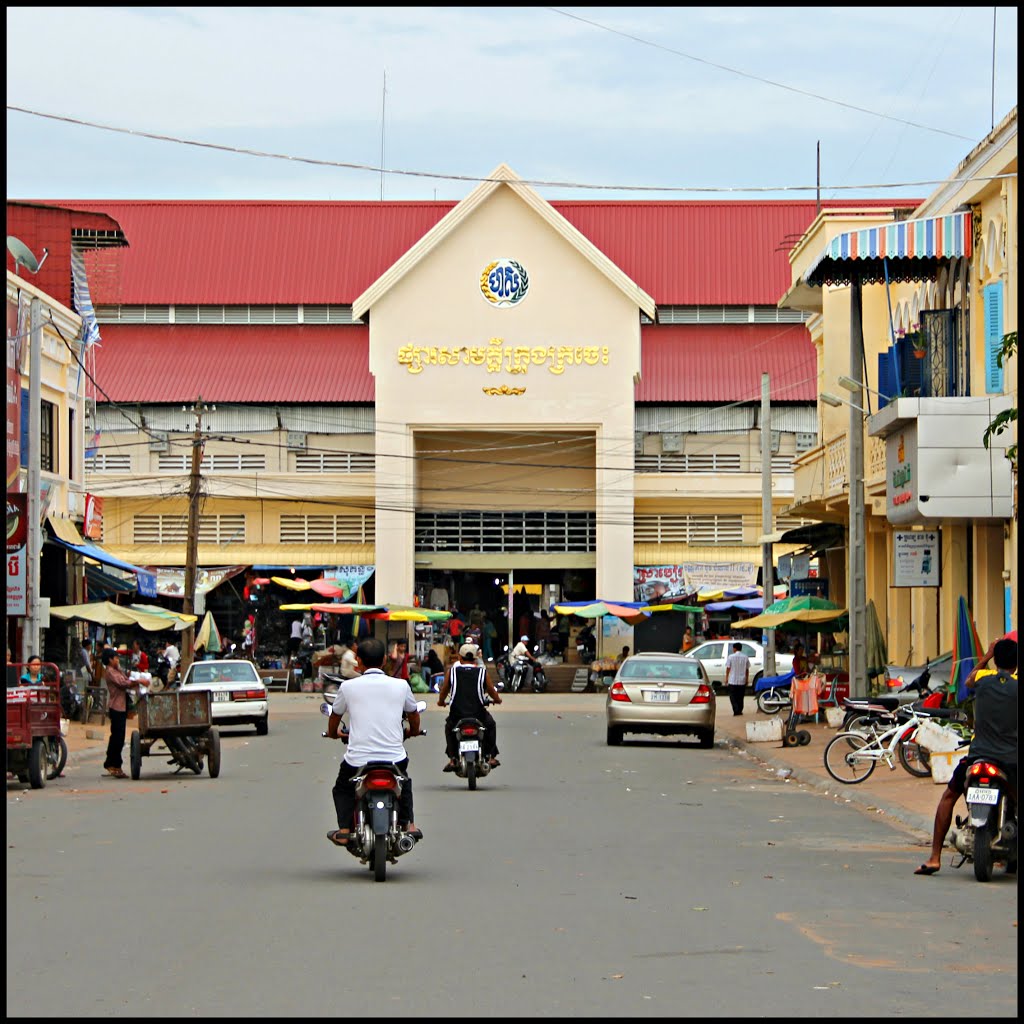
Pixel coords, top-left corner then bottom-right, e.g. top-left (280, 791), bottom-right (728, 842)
top-left (397, 337), bottom-right (609, 376)
top-left (893, 530), bottom-right (941, 588)
top-left (84, 493), bottom-right (104, 539)
top-left (151, 565), bottom-right (248, 598)
top-left (633, 562), bottom-right (758, 602)
top-left (322, 565), bottom-right (375, 599)
top-left (7, 492), bottom-right (28, 616)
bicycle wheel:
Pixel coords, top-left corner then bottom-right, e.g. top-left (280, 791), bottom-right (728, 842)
top-left (897, 731), bottom-right (932, 778)
top-left (824, 731), bottom-right (877, 784)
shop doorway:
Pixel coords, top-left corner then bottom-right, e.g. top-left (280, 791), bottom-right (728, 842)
top-left (414, 568), bottom-right (594, 663)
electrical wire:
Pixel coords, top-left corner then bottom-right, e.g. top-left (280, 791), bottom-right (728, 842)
top-left (7, 104), bottom-right (1015, 194)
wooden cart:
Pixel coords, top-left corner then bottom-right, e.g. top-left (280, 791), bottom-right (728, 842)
top-left (129, 689), bottom-right (221, 780)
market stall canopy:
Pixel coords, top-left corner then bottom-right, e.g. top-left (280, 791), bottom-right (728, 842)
top-left (639, 603), bottom-right (704, 614)
top-left (704, 597), bottom-right (765, 612)
top-left (730, 607), bottom-right (848, 631)
top-left (46, 516), bottom-right (158, 598)
top-left (279, 603), bottom-right (384, 615)
top-left (552, 600), bottom-right (649, 621)
top-left (48, 601), bottom-right (195, 631)
top-left (803, 210), bottom-right (973, 287)
top-left (763, 595), bottom-right (840, 615)
top-left (362, 606), bottom-right (453, 622)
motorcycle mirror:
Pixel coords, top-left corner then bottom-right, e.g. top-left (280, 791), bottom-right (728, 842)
top-left (320, 702), bottom-right (332, 716)
top-left (414, 700), bottom-right (427, 713)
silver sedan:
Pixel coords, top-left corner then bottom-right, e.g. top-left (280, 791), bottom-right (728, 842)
top-left (605, 652), bottom-right (715, 748)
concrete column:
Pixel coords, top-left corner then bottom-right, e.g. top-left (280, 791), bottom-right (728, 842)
top-left (374, 424), bottom-right (415, 606)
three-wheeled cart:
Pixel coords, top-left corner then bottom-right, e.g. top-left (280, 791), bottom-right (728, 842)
top-left (6, 681), bottom-right (64, 789)
top-left (129, 689), bottom-right (221, 780)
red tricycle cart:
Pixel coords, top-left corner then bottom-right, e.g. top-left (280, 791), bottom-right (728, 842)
top-left (7, 661), bottom-right (67, 789)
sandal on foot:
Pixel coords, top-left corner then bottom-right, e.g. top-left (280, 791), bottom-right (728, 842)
top-left (443, 762), bottom-right (457, 772)
top-left (105, 767), bottom-right (127, 778)
top-left (487, 758), bottom-right (501, 768)
top-left (326, 829), bottom-right (353, 847)
top-left (914, 864), bottom-right (940, 875)
top-left (405, 827), bottom-right (424, 841)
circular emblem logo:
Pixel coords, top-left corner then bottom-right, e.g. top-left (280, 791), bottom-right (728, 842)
top-left (480, 259), bottom-right (529, 307)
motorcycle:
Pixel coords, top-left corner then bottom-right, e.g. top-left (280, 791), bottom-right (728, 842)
top-left (754, 670), bottom-right (796, 714)
top-left (449, 715), bottom-right (493, 790)
top-left (950, 757), bottom-right (1018, 882)
top-left (509, 653), bottom-right (547, 693)
top-left (319, 698), bottom-right (427, 882)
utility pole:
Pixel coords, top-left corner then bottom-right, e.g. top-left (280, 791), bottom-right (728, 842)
top-left (180, 397), bottom-right (207, 674)
top-left (848, 282), bottom-right (867, 699)
top-left (761, 372), bottom-right (776, 678)
top-left (23, 297), bottom-right (42, 662)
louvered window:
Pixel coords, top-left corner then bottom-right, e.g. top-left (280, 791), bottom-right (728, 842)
top-left (157, 453), bottom-right (266, 471)
top-left (85, 453), bottom-right (131, 472)
top-left (293, 452), bottom-right (375, 473)
top-left (635, 453), bottom-right (742, 473)
top-left (415, 511), bottom-right (595, 554)
top-left (656, 306), bottom-right (809, 325)
top-left (133, 513), bottom-right (246, 544)
top-left (776, 516), bottom-right (817, 532)
top-left (634, 514), bottom-right (744, 545)
top-left (279, 514), bottom-right (375, 544)
top-left (96, 305), bottom-right (352, 325)
top-left (771, 455), bottom-right (794, 473)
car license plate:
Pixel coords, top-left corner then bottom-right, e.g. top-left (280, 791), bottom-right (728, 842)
top-left (966, 787), bottom-right (999, 805)
top-left (459, 739), bottom-right (479, 753)
top-left (646, 691), bottom-right (673, 702)
top-left (213, 691), bottom-right (230, 702)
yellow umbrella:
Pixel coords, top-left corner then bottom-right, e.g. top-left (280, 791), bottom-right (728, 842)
top-left (272, 576), bottom-right (313, 591)
top-left (731, 608), bottom-right (848, 630)
top-left (195, 611), bottom-right (223, 653)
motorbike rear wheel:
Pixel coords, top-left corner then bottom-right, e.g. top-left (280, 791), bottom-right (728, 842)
top-left (973, 822), bottom-right (994, 882)
top-left (757, 689), bottom-right (791, 714)
top-left (467, 760), bottom-right (477, 791)
top-left (373, 834), bottom-right (387, 882)
top-left (45, 736), bottom-right (68, 780)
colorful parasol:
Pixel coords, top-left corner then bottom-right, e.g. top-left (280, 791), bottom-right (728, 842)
top-left (279, 603), bottom-right (383, 615)
top-left (195, 610), bottom-right (223, 654)
top-left (361, 606), bottom-right (453, 622)
top-left (951, 595), bottom-right (984, 705)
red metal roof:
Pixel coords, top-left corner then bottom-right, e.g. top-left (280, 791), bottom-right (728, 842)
top-left (91, 324), bottom-right (373, 403)
top-left (91, 322), bottom-right (813, 405)
top-left (6, 202), bottom-right (126, 309)
top-left (21, 198), bottom-right (908, 307)
top-left (635, 324), bottom-right (817, 402)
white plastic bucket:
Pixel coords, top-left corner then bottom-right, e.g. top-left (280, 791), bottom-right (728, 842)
top-left (929, 748), bottom-right (967, 784)
top-left (824, 706), bottom-right (846, 728)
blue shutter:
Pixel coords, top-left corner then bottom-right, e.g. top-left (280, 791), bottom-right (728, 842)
top-left (897, 337), bottom-right (923, 396)
top-left (876, 350), bottom-right (893, 407)
top-left (984, 282), bottom-right (1004, 393)
top-left (20, 388), bottom-right (29, 467)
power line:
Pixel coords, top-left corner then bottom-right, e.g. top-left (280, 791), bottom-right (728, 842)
top-left (545, 7), bottom-right (975, 142)
top-left (7, 104), bottom-right (1015, 195)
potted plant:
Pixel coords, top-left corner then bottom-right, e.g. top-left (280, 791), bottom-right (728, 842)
top-left (904, 325), bottom-right (925, 359)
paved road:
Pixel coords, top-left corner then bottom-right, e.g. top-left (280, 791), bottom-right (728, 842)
top-left (7, 695), bottom-right (1017, 1017)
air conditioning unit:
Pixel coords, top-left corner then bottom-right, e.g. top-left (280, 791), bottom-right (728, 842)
top-left (661, 432), bottom-right (683, 453)
top-left (287, 431), bottom-right (307, 451)
top-left (148, 430), bottom-right (169, 452)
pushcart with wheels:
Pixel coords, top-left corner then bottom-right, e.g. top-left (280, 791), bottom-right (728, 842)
top-left (129, 689), bottom-right (221, 780)
top-left (781, 674), bottom-right (819, 747)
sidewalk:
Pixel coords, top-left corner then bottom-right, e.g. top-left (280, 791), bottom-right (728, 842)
top-left (53, 694), bottom-right (942, 839)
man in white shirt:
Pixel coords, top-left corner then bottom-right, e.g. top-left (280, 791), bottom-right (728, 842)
top-left (326, 637), bottom-right (422, 847)
top-left (724, 642), bottom-right (751, 716)
top-left (161, 639), bottom-right (180, 683)
top-left (511, 635), bottom-right (546, 690)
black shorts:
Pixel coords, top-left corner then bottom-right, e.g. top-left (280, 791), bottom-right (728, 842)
top-left (948, 755), bottom-right (1017, 796)
top-left (288, 637), bottom-right (301, 655)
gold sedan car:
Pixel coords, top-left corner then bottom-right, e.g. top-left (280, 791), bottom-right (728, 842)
top-left (605, 652), bottom-right (715, 748)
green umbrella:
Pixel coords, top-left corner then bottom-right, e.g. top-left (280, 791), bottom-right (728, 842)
top-left (865, 599), bottom-right (889, 694)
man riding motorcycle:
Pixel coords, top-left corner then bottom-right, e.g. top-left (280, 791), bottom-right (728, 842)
top-left (325, 637), bottom-right (423, 848)
top-left (439, 643), bottom-right (502, 771)
top-left (511, 635), bottom-right (547, 691)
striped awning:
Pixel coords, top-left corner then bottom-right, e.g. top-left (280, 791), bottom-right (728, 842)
top-left (804, 211), bottom-right (972, 287)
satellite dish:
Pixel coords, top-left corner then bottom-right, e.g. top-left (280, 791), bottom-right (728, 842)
top-left (7, 235), bottom-right (41, 275)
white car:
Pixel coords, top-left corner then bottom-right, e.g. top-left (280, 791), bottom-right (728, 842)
top-left (178, 659), bottom-right (269, 735)
top-left (686, 640), bottom-right (794, 691)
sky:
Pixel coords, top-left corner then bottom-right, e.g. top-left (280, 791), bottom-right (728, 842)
top-left (5, 6), bottom-right (1019, 205)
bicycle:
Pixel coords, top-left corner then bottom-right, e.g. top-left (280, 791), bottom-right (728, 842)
top-left (824, 703), bottom-right (971, 784)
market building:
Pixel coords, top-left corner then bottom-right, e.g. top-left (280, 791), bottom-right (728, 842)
top-left (10, 173), bottom-right (907, 658)
top-left (779, 108), bottom-right (1017, 682)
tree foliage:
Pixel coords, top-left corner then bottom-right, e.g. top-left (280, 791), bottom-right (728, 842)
top-left (983, 331), bottom-right (1017, 471)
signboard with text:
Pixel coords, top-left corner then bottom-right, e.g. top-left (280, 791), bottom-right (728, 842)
top-left (893, 530), bottom-right (941, 587)
top-left (634, 562), bottom-right (758, 602)
top-left (7, 492), bottom-right (28, 615)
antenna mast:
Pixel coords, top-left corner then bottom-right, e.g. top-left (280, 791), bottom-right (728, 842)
top-left (380, 69), bottom-right (387, 201)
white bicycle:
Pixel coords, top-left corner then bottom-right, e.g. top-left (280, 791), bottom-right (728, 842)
top-left (823, 705), bottom-right (970, 785)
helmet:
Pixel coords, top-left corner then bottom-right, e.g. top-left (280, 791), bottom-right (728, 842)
top-left (520, 635), bottom-right (529, 642)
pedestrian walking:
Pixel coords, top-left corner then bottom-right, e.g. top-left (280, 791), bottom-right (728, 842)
top-left (725, 642), bottom-right (750, 716)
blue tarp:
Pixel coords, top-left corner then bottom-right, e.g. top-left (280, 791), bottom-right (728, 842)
top-left (754, 670), bottom-right (795, 693)
top-left (49, 537), bottom-right (158, 598)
